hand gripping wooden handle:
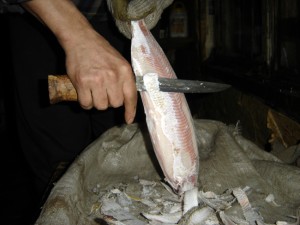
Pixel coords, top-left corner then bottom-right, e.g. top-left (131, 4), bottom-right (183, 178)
top-left (48, 75), bottom-right (77, 104)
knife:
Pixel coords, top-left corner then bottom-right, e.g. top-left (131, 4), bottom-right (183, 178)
top-left (135, 76), bottom-right (230, 93)
top-left (48, 75), bottom-right (231, 104)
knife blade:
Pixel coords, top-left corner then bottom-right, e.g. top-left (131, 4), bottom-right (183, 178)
top-left (48, 75), bottom-right (231, 104)
top-left (135, 76), bottom-right (231, 93)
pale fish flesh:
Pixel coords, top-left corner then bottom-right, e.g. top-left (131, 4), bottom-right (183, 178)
top-left (130, 19), bottom-right (199, 195)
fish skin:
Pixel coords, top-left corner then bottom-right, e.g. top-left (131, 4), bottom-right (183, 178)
top-left (130, 20), bottom-right (199, 195)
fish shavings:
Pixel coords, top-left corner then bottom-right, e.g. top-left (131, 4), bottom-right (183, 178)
top-left (92, 178), bottom-right (183, 224)
top-left (197, 189), bottom-right (236, 211)
top-left (90, 180), bottom-right (299, 225)
top-left (265, 194), bottom-right (281, 207)
top-left (232, 187), bottom-right (264, 225)
top-left (219, 211), bottom-right (254, 225)
top-left (177, 206), bottom-right (215, 225)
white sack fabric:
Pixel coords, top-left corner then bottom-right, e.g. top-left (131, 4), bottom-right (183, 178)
top-left (35, 119), bottom-right (300, 225)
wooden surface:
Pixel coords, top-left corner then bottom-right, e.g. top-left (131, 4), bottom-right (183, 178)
top-left (190, 86), bottom-right (300, 150)
top-left (267, 109), bottom-right (300, 148)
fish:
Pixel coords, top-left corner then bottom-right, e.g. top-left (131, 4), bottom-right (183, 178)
top-left (130, 19), bottom-right (199, 196)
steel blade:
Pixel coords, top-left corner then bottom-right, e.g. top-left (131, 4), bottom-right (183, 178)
top-left (136, 76), bottom-right (231, 93)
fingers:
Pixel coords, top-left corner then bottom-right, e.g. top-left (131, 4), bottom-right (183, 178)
top-left (123, 76), bottom-right (138, 124)
top-left (72, 72), bottom-right (108, 110)
top-left (64, 29), bottom-right (137, 123)
top-left (103, 67), bottom-right (137, 124)
top-left (72, 66), bottom-right (137, 124)
top-left (73, 76), bottom-right (94, 110)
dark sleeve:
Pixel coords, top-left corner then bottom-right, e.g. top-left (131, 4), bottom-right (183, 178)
top-left (0, 0), bottom-right (26, 13)
top-left (1, 0), bottom-right (28, 4)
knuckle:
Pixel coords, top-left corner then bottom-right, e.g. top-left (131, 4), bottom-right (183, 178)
top-left (79, 102), bottom-right (93, 110)
top-left (94, 98), bottom-right (109, 110)
top-left (108, 92), bottom-right (124, 108)
top-left (119, 63), bottom-right (132, 75)
top-left (78, 97), bottom-right (93, 110)
top-left (110, 100), bottom-right (123, 108)
top-left (95, 104), bottom-right (108, 111)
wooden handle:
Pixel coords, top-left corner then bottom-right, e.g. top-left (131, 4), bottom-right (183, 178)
top-left (48, 75), bottom-right (77, 104)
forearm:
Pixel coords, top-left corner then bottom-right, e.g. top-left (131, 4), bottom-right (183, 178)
top-left (22, 0), bottom-right (98, 51)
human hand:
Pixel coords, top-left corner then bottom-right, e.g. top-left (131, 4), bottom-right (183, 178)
top-left (64, 28), bottom-right (137, 124)
top-left (22, 0), bottom-right (137, 124)
top-left (107, 0), bottom-right (174, 38)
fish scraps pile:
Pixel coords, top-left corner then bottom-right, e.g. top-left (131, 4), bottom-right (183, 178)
top-left (88, 177), bottom-right (300, 225)
top-left (34, 120), bottom-right (300, 225)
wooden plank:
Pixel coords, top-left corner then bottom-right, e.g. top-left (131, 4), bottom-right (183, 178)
top-left (267, 109), bottom-right (300, 148)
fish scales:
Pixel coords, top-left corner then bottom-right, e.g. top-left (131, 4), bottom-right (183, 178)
top-left (131, 20), bottom-right (199, 194)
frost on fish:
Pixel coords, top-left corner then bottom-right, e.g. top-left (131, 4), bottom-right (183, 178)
top-left (130, 19), bottom-right (199, 195)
